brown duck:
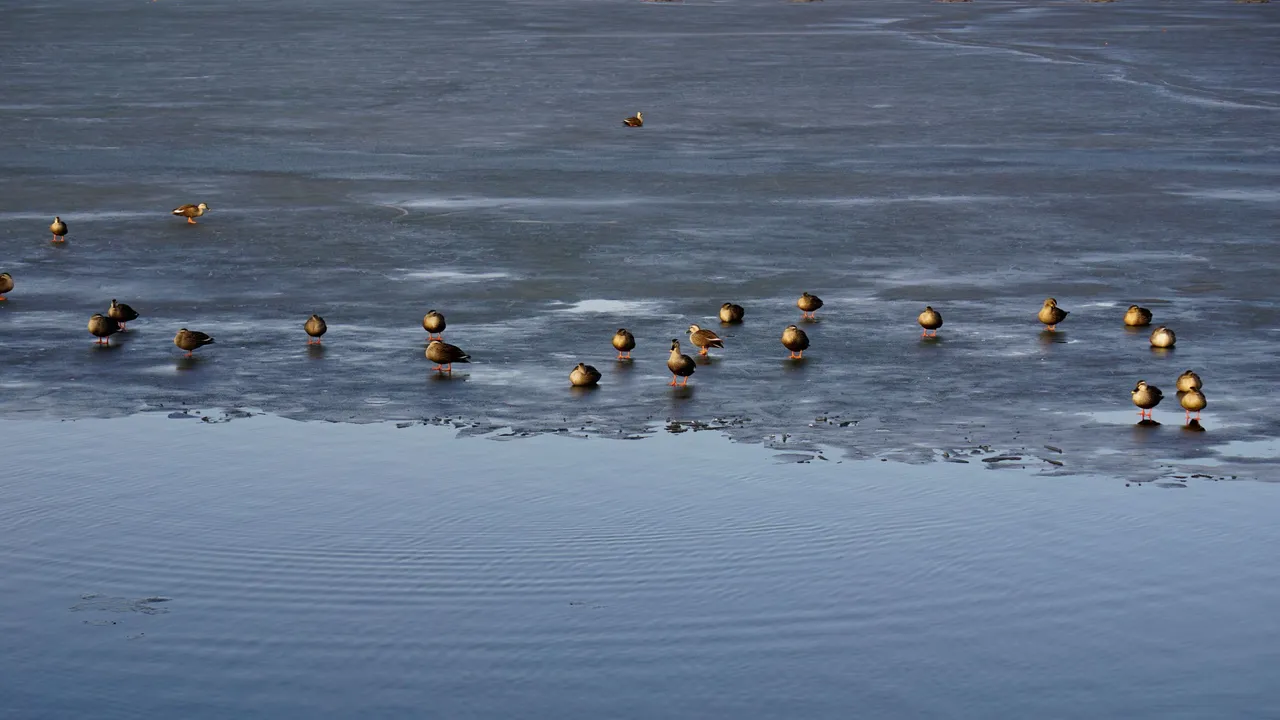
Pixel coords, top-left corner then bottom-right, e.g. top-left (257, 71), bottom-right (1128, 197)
top-left (174, 328), bottom-right (215, 356)
top-left (1123, 305), bottom-right (1153, 327)
top-left (88, 314), bottom-right (120, 345)
top-left (612, 328), bottom-right (636, 360)
top-left (623, 112), bottom-right (644, 127)
top-left (667, 339), bottom-right (695, 386)
top-left (1131, 380), bottom-right (1163, 421)
top-left (719, 303), bottom-right (745, 324)
top-left (172, 202), bottom-right (209, 224)
top-left (797, 292), bottom-right (823, 320)
top-left (570, 363), bottom-right (602, 387)
top-left (1179, 387), bottom-right (1206, 423)
top-left (305, 314), bottom-right (327, 344)
top-left (687, 324), bottom-right (724, 356)
top-left (422, 310), bottom-right (446, 340)
top-left (1176, 370), bottom-right (1202, 394)
top-left (1149, 326), bottom-right (1176, 349)
top-left (108, 299), bottom-right (139, 330)
top-left (781, 325), bottom-right (809, 359)
top-left (50, 216), bottom-right (68, 243)
top-left (426, 340), bottom-right (470, 373)
top-left (1038, 298), bottom-right (1068, 331)
top-left (0, 272), bottom-right (12, 300)
top-left (917, 306), bottom-right (943, 337)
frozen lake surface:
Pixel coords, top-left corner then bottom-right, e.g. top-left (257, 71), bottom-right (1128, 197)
top-left (0, 2), bottom-right (1278, 479)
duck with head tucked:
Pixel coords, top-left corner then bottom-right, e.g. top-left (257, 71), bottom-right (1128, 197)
top-left (781, 325), bottom-right (809, 359)
top-left (667, 339), bottom-right (695, 386)
top-left (50, 217), bottom-right (68, 243)
top-left (0, 272), bottom-right (12, 300)
top-left (1179, 386), bottom-right (1206, 423)
top-left (1038, 298), bottom-right (1068, 331)
top-left (1176, 370), bottom-right (1202, 394)
top-left (687, 324), bottom-right (724, 356)
top-left (1124, 305), bottom-right (1153, 327)
top-left (612, 328), bottom-right (636, 360)
top-left (172, 202), bottom-right (209, 224)
top-left (422, 310), bottom-right (446, 341)
top-left (1150, 326), bottom-right (1176, 349)
top-left (108, 299), bottom-right (139, 330)
top-left (719, 303), bottom-right (745, 324)
top-left (797, 292), bottom-right (823, 320)
top-left (570, 363), bottom-right (601, 387)
top-left (623, 112), bottom-right (643, 127)
top-left (917, 306), bottom-right (943, 337)
top-left (174, 328), bottom-right (215, 357)
top-left (88, 314), bottom-right (120, 345)
top-left (426, 339), bottom-right (470, 373)
top-left (305, 314), bottom-right (327, 344)
top-left (1131, 380), bottom-right (1163, 421)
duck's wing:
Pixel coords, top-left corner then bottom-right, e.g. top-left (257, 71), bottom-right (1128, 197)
top-left (444, 343), bottom-right (471, 362)
top-left (172, 204), bottom-right (197, 215)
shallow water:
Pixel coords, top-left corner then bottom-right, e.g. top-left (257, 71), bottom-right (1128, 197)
top-left (1, 0), bottom-right (1278, 482)
top-left (2, 414), bottom-right (1279, 718)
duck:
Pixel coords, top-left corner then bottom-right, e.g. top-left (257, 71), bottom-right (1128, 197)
top-left (917, 306), bottom-right (943, 337)
top-left (174, 328), bottom-right (215, 357)
top-left (781, 324), bottom-right (809, 359)
top-left (1179, 386), bottom-right (1207, 423)
top-left (667, 339), bottom-right (695, 386)
top-left (1123, 305), bottom-right (1153, 327)
top-left (719, 303), bottom-right (745, 324)
top-left (88, 314), bottom-right (120, 345)
top-left (623, 112), bottom-right (643, 127)
top-left (1176, 370), bottom-right (1202, 394)
top-left (1038, 298), bottom-right (1068, 331)
top-left (50, 216), bottom-right (68, 242)
top-left (107, 299), bottom-right (139, 330)
top-left (687, 324), bottom-right (724, 356)
top-left (0, 272), bottom-right (12, 300)
top-left (422, 310), bottom-right (446, 341)
top-left (612, 328), bottom-right (636, 360)
top-left (305, 314), bottom-right (327, 344)
top-left (797, 292), bottom-right (823, 320)
top-left (172, 202), bottom-right (209, 224)
top-left (1150, 326), bottom-right (1176, 349)
top-left (570, 363), bottom-right (602, 387)
top-left (426, 339), bottom-right (470, 373)
top-left (1131, 380), bottom-right (1163, 421)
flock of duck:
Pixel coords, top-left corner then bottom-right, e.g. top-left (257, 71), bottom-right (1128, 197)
top-left (2, 200), bottom-right (1207, 427)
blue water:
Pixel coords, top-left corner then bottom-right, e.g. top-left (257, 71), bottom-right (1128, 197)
top-left (1, 414), bottom-right (1278, 719)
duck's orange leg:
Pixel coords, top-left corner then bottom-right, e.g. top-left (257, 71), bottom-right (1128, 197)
top-left (0, 295), bottom-right (6, 301)
top-left (698, 347), bottom-right (708, 356)
top-left (668, 376), bottom-right (678, 386)
top-left (187, 217), bottom-right (196, 224)
top-left (681, 377), bottom-right (689, 386)
top-left (443, 364), bottom-right (452, 373)
top-left (185, 351), bottom-right (194, 358)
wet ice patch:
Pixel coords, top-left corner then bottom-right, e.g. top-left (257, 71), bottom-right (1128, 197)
top-left (401, 270), bottom-right (512, 282)
top-left (555, 299), bottom-right (667, 315)
top-left (1171, 189), bottom-right (1280, 203)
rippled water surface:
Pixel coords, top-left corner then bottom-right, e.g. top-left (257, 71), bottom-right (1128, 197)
top-left (2, 414), bottom-right (1279, 719)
